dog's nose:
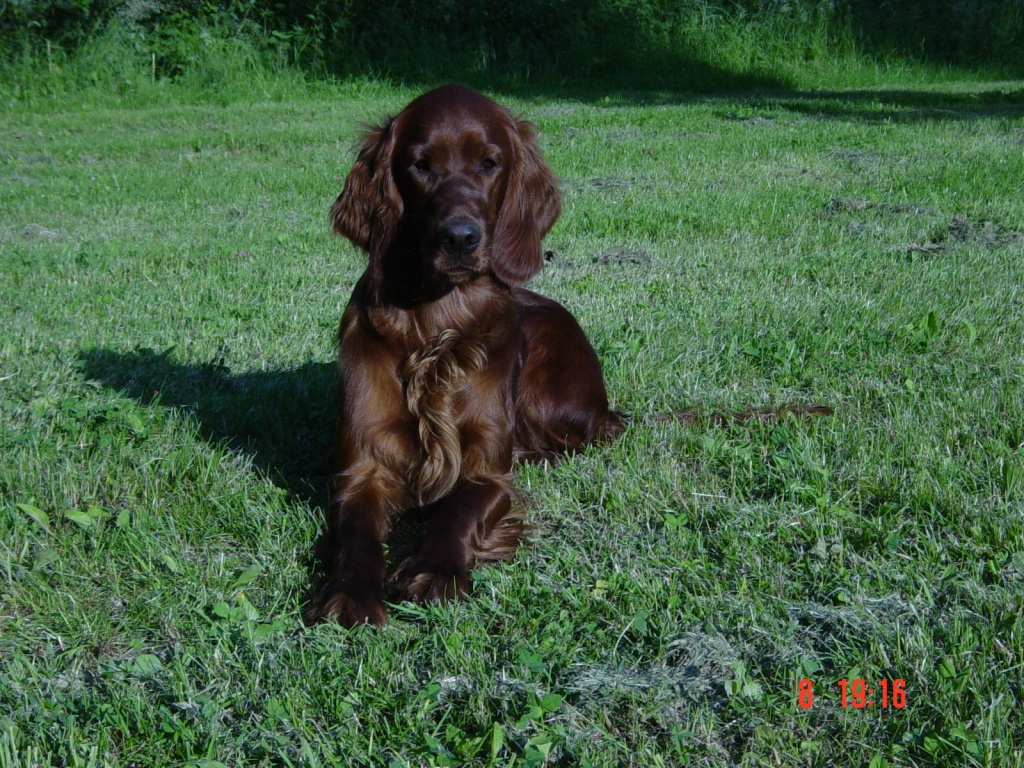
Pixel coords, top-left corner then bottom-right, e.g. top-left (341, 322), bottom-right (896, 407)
top-left (438, 220), bottom-right (482, 256)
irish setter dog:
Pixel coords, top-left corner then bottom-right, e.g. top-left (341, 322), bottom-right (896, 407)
top-left (307, 85), bottom-right (623, 627)
top-left (308, 85), bottom-right (829, 627)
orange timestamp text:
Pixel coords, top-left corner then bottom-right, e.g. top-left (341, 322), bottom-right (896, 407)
top-left (798, 678), bottom-right (907, 709)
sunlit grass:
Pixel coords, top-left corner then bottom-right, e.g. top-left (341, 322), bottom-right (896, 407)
top-left (1, 78), bottom-right (1023, 766)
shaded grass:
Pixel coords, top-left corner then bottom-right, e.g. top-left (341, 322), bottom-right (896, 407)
top-left (2, 81), bottom-right (1023, 766)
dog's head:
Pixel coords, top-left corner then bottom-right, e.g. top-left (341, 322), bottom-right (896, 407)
top-left (331, 85), bottom-right (561, 294)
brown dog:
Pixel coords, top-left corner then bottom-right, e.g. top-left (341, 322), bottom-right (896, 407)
top-left (308, 85), bottom-right (623, 626)
top-left (307, 85), bottom-right (830, 627)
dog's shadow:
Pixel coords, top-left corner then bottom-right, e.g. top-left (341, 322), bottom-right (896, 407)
top-left (78, 344), bottom-right (337, 511)
top-left (78, 346), bottom-right (433, 618)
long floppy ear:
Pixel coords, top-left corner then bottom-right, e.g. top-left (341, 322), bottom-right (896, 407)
top-left (491, 119), bottom-right (561, 287)
top-left (329, 120), bottom-right (401, 258)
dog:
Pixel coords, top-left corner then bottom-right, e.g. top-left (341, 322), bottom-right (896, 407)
top-left (307, 85), bottom-right (830, 626)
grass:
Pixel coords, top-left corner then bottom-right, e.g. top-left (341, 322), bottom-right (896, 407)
top-left (2, 76), bottom-right (1024, 767)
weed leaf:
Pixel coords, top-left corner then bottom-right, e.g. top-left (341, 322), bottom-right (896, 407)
top-left (230, 564), bottom-right (262, 591)
top-left (490, 722), bottom-right (504, 761)
top-left (16, 503), bottom-right (51, 534)
top-left (64, 509), bottom-right (95, 529)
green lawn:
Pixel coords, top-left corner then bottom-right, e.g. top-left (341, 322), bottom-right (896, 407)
top-left (2, 79), bottom-right (1023, 767)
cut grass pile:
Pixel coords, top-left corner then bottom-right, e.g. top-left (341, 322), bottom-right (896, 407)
top-left (1, 80), bottom-right (1023, 766)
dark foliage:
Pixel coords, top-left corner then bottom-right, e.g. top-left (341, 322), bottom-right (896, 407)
top-left (2, 0), bottom-right (1021, 87)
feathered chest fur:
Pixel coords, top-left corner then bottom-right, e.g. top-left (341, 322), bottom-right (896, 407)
top-left (401, 328), bottom-right (489, 505)
top-left (368, 281), bottom-right (518, 506)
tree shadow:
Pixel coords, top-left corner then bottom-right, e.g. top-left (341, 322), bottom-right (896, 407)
top-left (78, 346), bottom-right (337, 510)
top-left (481, 81), bottom-right (1024, 125)
top-left (308, 0), bottom-right (793, 98)
top-left (298, 0), bottom-right (1022, 108)
top-left (333, 62), bottom-right (1022, 126)
top-left (449, 56), bottom-right (790, 103)
top-left (763, 86), bottom-right (1024, 124)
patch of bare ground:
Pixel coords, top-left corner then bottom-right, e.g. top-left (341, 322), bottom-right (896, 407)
top-left (819, 197), bottom-right (1022, 255)
top-left (593, 247), bottom-right (653, 267)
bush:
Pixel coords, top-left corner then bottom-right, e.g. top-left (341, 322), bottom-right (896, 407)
top-left (0, 1), bottom-right (293, 101)
top-left (2, 0), bottom-right (1021, 99)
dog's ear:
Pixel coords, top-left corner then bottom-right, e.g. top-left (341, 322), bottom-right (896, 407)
top-left (490, 119), bottom-right (561, 287)
top-left (330, 120), bottom-right (402, 258)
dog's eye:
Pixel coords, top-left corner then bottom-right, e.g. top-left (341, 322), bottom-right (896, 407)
top-left (479, 157), bottom-right (499, 174)
top-left (412, 157), bottom-right (431, 174)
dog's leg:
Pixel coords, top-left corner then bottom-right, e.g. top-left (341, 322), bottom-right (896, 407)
top-left (308, 479), bottom-right (397, 628)
top-left (394, 478), bottom-right (523, 604)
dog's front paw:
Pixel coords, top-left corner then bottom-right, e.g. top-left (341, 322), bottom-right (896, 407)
top-left (394, 560), bottom-right (471, 604)
top-left (307, 577), bottom-right (387, 628)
